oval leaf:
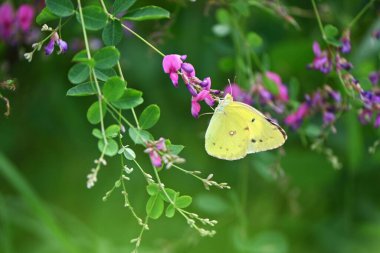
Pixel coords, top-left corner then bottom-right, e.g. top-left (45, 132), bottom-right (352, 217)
top-left (105, 124), bottom-right (120, 138)
top-left (123, 6), bottom-right (170, 21)
top-left (123, 148), bottom-right (136, 160)
top-left (146, 184), bottom-right (160, 196)
top-left (93, 47), bottom-right (120, 70)
top-left (68, 63), bottom-right (90, 84)
top-left (175, 195), bottom-right (192, 208)
top-left (139, 104), bottom-right (160, 130)
top-left (76, 5), bottom-right (107, 31)
top-left (112, 88), bottom-right (143, 110)
top-left (46, 0), bottom-right (74, 17)
top-left (102, 76), bottom-right (126, 102)
top-left (128, 127), bottom-right (153, 145)
top-left (36, 7), bottom-right (59, 25)
top-left (98, 138), bottom-right (119, 157)
top-left (165, 204), bottom-right (176, 218)
top-left (146, 195), bottom-right (164, 219)
top-left (112, 0), bottom-right (136, 15)
top-left (102, 20), bottom-right (123, 46)
top-left (66, 82), bottom-right (96, 96)
top-left (94, 68), bottom-right (118, 81)
top-left (87, 101), bottom-right (107, 125)
top-left (160, 188), bottom-right (178, 203)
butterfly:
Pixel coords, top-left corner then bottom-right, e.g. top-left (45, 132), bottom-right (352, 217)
top-left (205, 94), bottom-right (287, 160)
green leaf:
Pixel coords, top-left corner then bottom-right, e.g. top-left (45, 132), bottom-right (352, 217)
top-left (160, 188), bottom-right (178, 203)
top-left (112, 0), bottom-right (136, 15)
top-left (105, 124), bottom-right (120, 138)
top-left (146, 184), bottom-right (160, 196)
top-left (72, 50), bottom-right (92, 63)
top-left (36, 7), bottom-right (59, 25)
top-left (216, 8), bottom-right (230, 24)
top-left (175, 195), bottom-right (192, 208)
top-left (66, 82), bottom-right (96, 96)
top-left (247, 32), bottom-right (263, 49)
top-left (98, 138), bottom-right (119, 157)
top-left (324, 24), bottom-right (339, 39)
top-left (128, 127), bottom-right (153, 145)
top-left (139, 105), bottom-right (160, 130)
top-left (68, 63), bottom-right (90, 84)
top-left (165, 204), bottom-right (176, 218)
top-left (123, 6), bottom-right (170, 21)
top-left (102, 20), bottom-right (123, 46)
top-left (146, 195), bottom-right (164, 219)
top-left (262, 76), bottom-right (279, 95)
top-left (76, 5), bottom-right (107, 31)
top-left (102, 76), bottom-right (126, 102)
top-left (167, 144), bottom-right (184, 155)
top-left (112, 88), bottom-right (143, 110)
top-left (87, 101), bottom-right (107, 125)
top-left (94, 68), bottom-right (118, 82)
top-left (46, 0), bottom-right (74, 17)
top-left (93, 47), bottom-right (120, 70)
top-left (123, 148), bottom-right (136, 160)
top-left (92, 128), bottom-right (102, 139)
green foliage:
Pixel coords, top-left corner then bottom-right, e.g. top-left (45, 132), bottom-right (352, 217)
top-left (324, 24), bottom-right (342, 47)
top-left (66, 82), bottom-right (97, 96)
top-left (102, 20), bottom-right (123, 46)
top-left (36, 8), bottom-right (59, 25)
top-left (76, 5), bottom-right (108, 31)
top-left (102, 76), bottom-right (126, 102)
top-left (139, 105), bottom-right (160, 130)
top-left (128, 128), bottom-right (153, 145)
top-left (98, 138), bottom-right (119, 156)
top-left (105, 125), bottom-right (120, 138)
top-left (112, 0), bottom-right (137, 15)
top-left (123, 6), bottom-right (170, 21)
top-left (86, 101), bottom-right (107, 125)
top-left (68, 63), bottom-right (90, 84)
top-left (45, 0), bottom-right (74, 17)
top-left (146, 194), bottom-right (164, 219)
top-left (112, 88), bottom-right (143, 110)
top-left (93, 47), bottom-right (120, 70)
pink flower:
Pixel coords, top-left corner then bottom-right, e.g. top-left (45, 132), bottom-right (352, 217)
top-left (0, 3), bottom-right (14, 40)
top-left (284, 103), bottom-right (309, 129)
top-left (149, 150), bottom-right (162, 167)
top-left (44, 32), bottom-right (68, 55)
top-left (162, 54), bottom-right (183, 87)
top-left (181, 63), bottom-right (195, 78)
top-left (16, 4), bottom-right (34, 32)
top-left (191, 90), bottom-right (214, 118)
top-left (266, 71), bottom-right (289, 102)
top-left (224, 83), bottom-right (252, 104)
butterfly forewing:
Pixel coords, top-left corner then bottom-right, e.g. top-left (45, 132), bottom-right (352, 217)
top-left (205, 108), bottom-right (250, 160)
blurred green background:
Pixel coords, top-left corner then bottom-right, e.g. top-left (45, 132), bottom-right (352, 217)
top-left (1, 0), bottom-right (380, 252)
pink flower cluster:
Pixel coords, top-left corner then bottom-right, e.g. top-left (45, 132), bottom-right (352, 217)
top-left (0, 2), bottom-right (35, 43)
top-left (144, 137), bottom-right (185, 168)
top-left (162, 54), bottom-right (220, 117)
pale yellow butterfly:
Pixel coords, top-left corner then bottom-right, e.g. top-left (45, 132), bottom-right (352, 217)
top-left (205, 94), bottom-right (287, 160)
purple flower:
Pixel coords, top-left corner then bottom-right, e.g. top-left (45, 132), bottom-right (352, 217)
top-left (162, 54), bottom-right (183, 87)
top-left (266, 71), bottom-right (289, 102)
top-left (369, 71), bottom-right (380, 85)
top-left (57, 39), bottom-right (68, 53)
top-left (284, 103), bottom-right (309, 129)
top-left (156, 137), bottom-right (167, 151)
top-left (44, 39), bottom-right (55, 55)
top-left (375, 114), bottom-right (380, 128)
top-left (200, 77), bottom-right (211, 89)
top-left (336, 55), bottom-right (353, 71)
top-left (181, 63), bottom-right (195, 78)
top-left (358, 109), bottom-right (372, 124)
top-left (0, 3), bottom-right (14, 40)
top-left (191, 90), bottom-right (214, 118)
top-left (308, 41), bottom-right (332, 74)
top-left (323, 111), bottom-right (335, 125)
top-left (340, 32), bottom-right (351, 54)
top-left (372, 29), bottom-right (380, 40)
top-left (224, 84), bottom-right (252, 104)
top-left (44, 32), bottom-right (68, 55)
top-left (16, 4), bottom-right (34, 32)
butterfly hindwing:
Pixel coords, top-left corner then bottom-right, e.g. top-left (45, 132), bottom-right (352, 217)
top-left (227, 101), bottom-right (287, 153)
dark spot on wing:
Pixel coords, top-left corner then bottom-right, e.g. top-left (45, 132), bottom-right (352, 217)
top-left (251, 118), bottom-right (255, 123)
top-left (266, 118), bottom-right (287, 139)
top-left (259, 139), bottom-right (263, 142)
top-left (219, 146), bottom-right (223, 149)
top-left (212, 142), bottom-right (216, 146)
top-left (244, 127), bottom-right (249, 131)
top-left (251, 139), bottom-right (256, 143)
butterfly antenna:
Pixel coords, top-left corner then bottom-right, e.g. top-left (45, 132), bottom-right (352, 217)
top-left (228, 79), bottom-right (233, 97)
top-left (199, 112), bottom-right (214, 118)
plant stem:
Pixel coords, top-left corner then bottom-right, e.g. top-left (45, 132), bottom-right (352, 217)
top-left (311, 0), bottom-right (327, 41)
top-left (77, 0), bottom-right (108, 146)
top-left (348, 0), bottom-right (375, 29)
